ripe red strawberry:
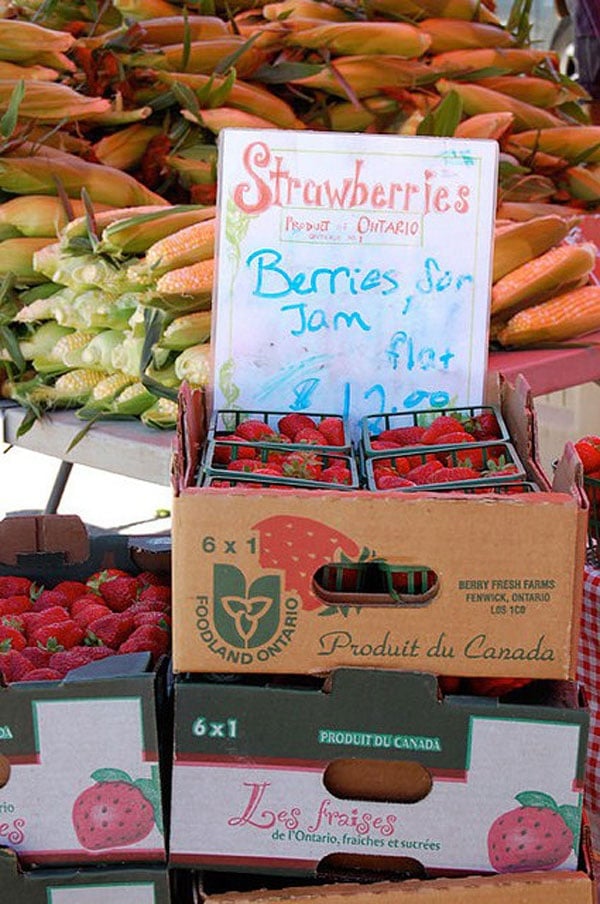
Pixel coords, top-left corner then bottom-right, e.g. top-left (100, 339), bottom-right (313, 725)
top-left (227, 459), bottom-right (261, 472)
top-left (71, 594), bottom-right (106, 616)
top-left (318, 417), bottom-right (346, 446)
top-left (0, 595), bottom-right (33, 617)
top-left (278, 413), bottom-right (316, 439)
top-left (406, 460), bottom-right (445, 484)
top-left (282, 451), bottom-right (323, 481)
top-left (377, 426), bottom-right (426, 446)
top-left (135, 571), bottom-right (167, 589)
top-left (132, 611), bottom-right (171, 630)
top-left (466, 410), bottom-right (502, 441)
top-left (253, 466), bottom-right (284, 477)
top-left (235, 419), bottom-right (276, 442)
top-left (430, 466), bottom-right (481, 484)
top-left (211, 438), bottom-right (257, 465)
top-left (86, 568), bottom-right (130, 593)
top-left (50, 646), bottom-right (114, 677)
top-left (467, 677), bottom-right (532, 697)
top-left (19, 668), bottom-right (62, 682)
top-left (97, 574), bottom-right (140, 612)
top-left (0, 576), bottom-right (32, 598)
top-left (370, 440), bottom-right (402, 452)
top-left (421, 415), bottom-right (467, 444)
top-left (574, 440), bottom-right (600, 474)
top-left (24, 606), bottom-right (71, 639)
top-left (21, 646), bottom-right (53, 669)
top-left (87, 613), bottom-right (134, 648)
top-left (52, 581), bottom-right (89, 605)
top-left (138, 585), bottom-right (171, 609)
top-left (487, 792), bottom-right (575, 872)
top-left (434, 432), bottom-right (476, 447)
top-left (374, 457), bottom-right (412, 477)
top-left (0, 624), bottom-right (26, 652)
top-left (31, 588), bottom-right (70, 612)
top-left (31, 620), bottom-right (85, 651)
top-left (119, 624), bottom-right (170, 660)
top-left (321, 465), bottom-right (352, 485)
top-left (0, 650), bottom-right (34, 682)
top-left (72, 602), bottom-right (113, 629)
top-left (375, 474), bottom-right (417, 489)
top-left (294, 427), bottom-right (329, 445)
top-left (450, 446), bottom-right (506, 471)
top-left (72, 771), bottom-right (158, 850)
top-left (252, 515), bottom-right (360, 610)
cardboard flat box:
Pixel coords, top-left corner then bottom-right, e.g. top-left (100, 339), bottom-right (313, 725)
top-left (0, 515), bottom-right (172, 866)
top-left (0, 846), bottom-right (174, 903)
top-left (169, 669), bottom-right (589, 877)
top-left (172, 377), bottom-right (588, 679)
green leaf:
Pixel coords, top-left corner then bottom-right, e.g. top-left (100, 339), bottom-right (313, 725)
top-left (181, 7), bottom-right (192, 72)
top-left (16, 406), bottom-right (41, 438)
top-left (134, 777), bottom-right (164, 835)
top-left (0, 324), bottom-right (26, 373)
top-left (171, 81), bottom-right (201, 119)
top-left (557, 101), bottom-right (591, 126)
top-left (251, 61), bottom-right (323, 84)
top-left (0, 80), bottom-right (24, 139)
top-left (514, 790), bottom-right (558, 810)
top-left (90, 768), bottom-right (133, 783)
top-left (215, 31), bottom-right (260, 76)
top-left (417, 91), bottom-right (462, 137)
top-left (558, 803), bottom-right (582, 848)
top-left (318, 606), bottom-right (340, 617)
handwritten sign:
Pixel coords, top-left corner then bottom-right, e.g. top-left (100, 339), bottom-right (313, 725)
top-left (211, 129), bottom-right (498, 432)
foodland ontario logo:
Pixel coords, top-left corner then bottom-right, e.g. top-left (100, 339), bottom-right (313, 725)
top-left (195, 563), bottom-right (299, 664)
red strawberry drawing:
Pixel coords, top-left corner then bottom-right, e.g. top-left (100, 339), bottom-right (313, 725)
top-left (252, 515), bottom-right (361, 610)
top-left (487, 791), bottom-right (579, 873)
top-left (72, 766), bottom-right (162, 851)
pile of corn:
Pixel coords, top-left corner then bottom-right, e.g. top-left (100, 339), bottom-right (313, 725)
top-left (0, 0), bottom-right (600, 427)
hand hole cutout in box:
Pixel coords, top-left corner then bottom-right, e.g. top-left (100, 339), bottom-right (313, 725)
top-left (317, 852), bottom-right (426, 883)
top-left (324, 758), bottom-right (433, 804)
top-left (313, 562), bottom-right (439, 608)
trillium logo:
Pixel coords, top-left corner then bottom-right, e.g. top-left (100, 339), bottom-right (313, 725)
top-left (214, 563), bottom-right (281, 649)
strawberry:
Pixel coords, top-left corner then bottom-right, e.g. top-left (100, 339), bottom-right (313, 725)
top-left (278, 413), bottom-right (316, 439)
top-left (119, 624), bottom-right (170, 660)
top-left (135, 571), bottom-right (167, 589)
top-left (211, 438), bottom-right (257, 465)
top-left (467, 677), bottom-right (532, 697)
top-left (376, 475), bottom-right (417, 489)
top-left (374, 457), bottom-right (412, 477)
top-left (450, 445), bottom-right (506, 471)
top-left (321, 465), bottom-right (352, 485)
top-left (24, 606), bottom-right (71, 638)
top-left (21, 646), bottom-right (53, 669)
top-left (0, 650), bottom-right (34, 683)
top-left (86, 612), bottom-right (134, 648)
top-left (97, 574), bottom-right (140, 613)
top-left (487, 792), bottom-right (575, 872)
top-left (421, 415), bottom-right (467, 444)
top-left (0, 624), bottom-right (26, 651)
top-left (19, 668), bottom-right (62, 682)
top-left (574, 440), bottom-right (600, 474)
top-left (227, 459), bottom-right (261, 472)
top-left (72, 602), bottom-right (113, 629)
top-left (405, 460), bottom-right (445, 484)
top-left (139, 585), bottom-right (171, 609)
top-left (430, 466), bottom-right (481, 483)
top-left (465, 410), bottom-right (502, 441)
top-left (50, 646), bottom-right (114, 677)
top-left (282, 451), bottom-right (323, 481)
top-left (253, 466), bottom-right (285, 477)
top-left (0, 595), bottom-right (33, 617)
top-left (72, 771), bottom-right (158, 850)
top-left (132, 611), bottom-right (172, 630)
top-left (31, 620), bottom-right (85, 651)
top-left (31, 588), bottom-right (70, 612)
top-left (235, 419), bottom-right (276, 442)
top-left (252, 515), bottom-right (360, 610)
top-left (0, 576), bottom-right (32, 598)
top-left (438, 676), bottom-right (462, 695)
top-left (52, 581), bottom-right (89, 605)
top-left (434, 432), bottom-right (476, 446)
top-left (376, 426), bottom-right (426, 446)
top-left (370, 440), bottom-right (402, 452)
top-left (294, 427), bottom-right (329, 445)
top-left (86, 568), bottom-right (130, 593)
top-left (318, 417), bottom-right (346, 446)
top-left (71, 594), bottom-right (106, 616)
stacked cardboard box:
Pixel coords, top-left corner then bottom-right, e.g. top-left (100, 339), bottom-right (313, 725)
top-left (169, 375), bottom-right (596, 901)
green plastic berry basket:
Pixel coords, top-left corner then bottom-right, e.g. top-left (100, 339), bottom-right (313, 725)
top-left (364, 441), bottom-right (526, 492)
top-left (199, 441), bottom-right (360, 490)
top-left (584, 473), bottom-right (600, 565)
top-left (316, 561), bottom-right (438, 607)
top-left (208, 408), bottom-right (351, 454)
top-left (361, 404), bottom-right (510, 459)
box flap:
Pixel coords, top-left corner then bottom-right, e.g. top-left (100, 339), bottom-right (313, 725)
top-left (174, 382), bottom-right (207, 495)
top-left (0, 515), bottom-right (89, 566)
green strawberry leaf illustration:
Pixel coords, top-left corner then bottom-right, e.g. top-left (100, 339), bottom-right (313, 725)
top-left (91, 768), bottom-right (133, 783)
top-left (515, 790), bottom-right (558, 810)
top-left (318, 605), bottom-right (341, 617)
top-left (558, 803), bottom-right (582, 848)
top-left (134, 777), bottom-right (164, 836)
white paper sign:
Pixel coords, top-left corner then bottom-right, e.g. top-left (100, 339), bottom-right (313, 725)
top-left (212, 130), bottom-right (498, 432)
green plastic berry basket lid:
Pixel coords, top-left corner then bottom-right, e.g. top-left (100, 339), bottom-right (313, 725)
top-left (316, 561), bottom-right (438, 606)
top-left (364, 440), bottom-right (526, 491)
top-left (199, 442), bottom-right (360, 490)
top-left (361, 404), bottom-right (510, 459)
top-left (208, 408), bottom-right (351, 454)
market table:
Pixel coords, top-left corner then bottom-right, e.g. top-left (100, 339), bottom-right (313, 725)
top-left (489, 333), bottom-right (600, 397)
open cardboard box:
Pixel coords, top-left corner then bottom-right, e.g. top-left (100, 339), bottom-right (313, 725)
top-left (169, 669), bottom-right (589, 878)
top-left (172, 375), bottom-right (588, 679)
top-left (0, 846), bottom-right (174, 903)
top-left (0, 515), bottom-right (172, 866)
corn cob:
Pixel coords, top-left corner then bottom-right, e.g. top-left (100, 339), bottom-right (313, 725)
top-left (509, 127), bottom-right (600, 164)
top-left (126, 39), bottom-right (267, 79)
top-left (431, 48), bottom-right (558, 76)
top-left (165, 154), bottom-right (217, 192)
top-left (156, 258), bottom-right (215, 297)
top-left (25, 125), bottom-right (92, 156)
top-left (0, 236), bottom-right (55, 285)
top-left (93, 124), bottom-right (163, 171)
top-left (90, 371), bottom-right (137, 404)
top-left (262, 0), bottom-right (349, 21)
top-left (0, 156), bottom-right (169, 207)
top-left (144, 219), bottom-right (216, 276)
top-left (497, 286), bottom-right (600, 347)
top-left (503, 138), bottom-right (568, 174)
top-left (158, 72), bottom-right (305, 129)
top-left (0, 61), bottom-right (59, 80)
top-left (50, 330), bottom-right (100, 370)
top-left (112, 0), bottom-right (181, 18)
top-left (418, 18), bottom-right (515, 53)
top-left (98, 206), bottom-right (217, 256)
top-left (493, 216), bottom-right (572, 283)
top-left (0, 21), bottom-right (74, 62)
top-left (60, 205), bottom-right (175, 248)
top-left (15, 323), bottom-right (72, 362)
top-left (290, 56), bottom-right (435, 98)
top-left (365, 0), bottom-right (497, 19)
top-left (496, 202), bottom-right (582, 222)
top-left (491, 242), bottom-right (597, 317)
top-left (284, 21), bottom-right (431, 57)
top-left (231, 12), bottom-right (288, 50)
top-left (174, 342), bottom-right (211, 387)
top-left (182, 107), bottom-right (283, 132)
top-left (128, 15), bottom-right (229, 43)
top-left (454, 111), bottom-right (514, 139)
top-left (0, 80), bottom-right (111, 121)
top-left (81, 331), bottom-right (128, 371)
top-left (51, 368), bottom-right (110, 404)
top-left (436, 79), bottom-right (563, 131)
top-left (110, 381), bottom-right (157, 415)
top-left (561, 166), bottom-right (600, 203)
top-left (324, 96), bottom-right (400, 131)
top-left (0, 196), bottom-right (109, 239)
top-left (141, 397), bottom-right (179, 429)
top-left (159, 311), bottom-right (212, 350)
top-left (472, 75), bottom-right (582, 109)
